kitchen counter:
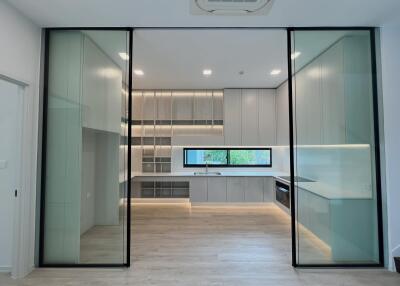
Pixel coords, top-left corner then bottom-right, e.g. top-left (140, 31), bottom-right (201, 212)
top-left (275, 176), bottom-right (372, 200)
top-left (132, 171), bottom-right (288, 177)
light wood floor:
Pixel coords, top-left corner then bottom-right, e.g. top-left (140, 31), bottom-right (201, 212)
top-left (1, 203), bottom-right (400, 286)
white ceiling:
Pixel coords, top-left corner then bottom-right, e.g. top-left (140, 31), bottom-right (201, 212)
top-left (131, 29), bottom-right (287, 89)
top-left (84, 29), bottom-right (354, 89)
top-left (6, 0), bottom-right (400, 28)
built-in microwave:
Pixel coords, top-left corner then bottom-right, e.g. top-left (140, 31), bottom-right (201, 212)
top-left (275, 180), bottom-right (290, 209)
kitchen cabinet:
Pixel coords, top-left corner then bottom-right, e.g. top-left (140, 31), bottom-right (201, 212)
top-left (321, 41), bottom-right (345, 144)
top-left (224, 88), bottom-right (277, 146)
top-left (193, 91), bottom-right (212, 120)
top-left (172, 92), bottom-right (193, 120)
top-left (263, 177), bottom-right (274, 202)
top-left (244, 177), bottom-right (264, 202)
top-left (224, 89), bottom-right (242, 146)
top-left (189, 177), bottom-right (208, 202)
top-left (241, 89), bottom-right (259, 146)
top-left (207, 177), bottom-right (227, 202)
top-left (227, 177), bottom-right (245, 202)
top-left (295, 58), bottom-right (322, 145)
top-left (258, 89), bottom-right (276, 146)
top-left (82, 36), bottom-right (122, 133)
top-left (293, 35), bottom-right (372, 145)
top-left (276, 82), bottom-right (289, 146)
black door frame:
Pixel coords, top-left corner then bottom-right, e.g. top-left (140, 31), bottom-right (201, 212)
top-left (38, 26), bottom-right (384, 268)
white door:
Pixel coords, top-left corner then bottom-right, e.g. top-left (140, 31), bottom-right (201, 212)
top-left (0, 78), bottom-right (22, 271)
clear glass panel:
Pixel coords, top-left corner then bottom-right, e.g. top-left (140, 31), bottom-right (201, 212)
top-left (291, 30), bottom-right (379, 265)
top-left (42, 29), bottom-right (130, 264)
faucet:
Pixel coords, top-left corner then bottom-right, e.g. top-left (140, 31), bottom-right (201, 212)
top-left (205, 153), bottom-right (211, 173)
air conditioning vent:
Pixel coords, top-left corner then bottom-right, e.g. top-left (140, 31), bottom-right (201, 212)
top-left (191, 0), bottom-right (274, 15)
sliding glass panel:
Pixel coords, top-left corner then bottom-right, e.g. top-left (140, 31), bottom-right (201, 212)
top-left (291, 29), bottom-right (380, 265)
top-left (42, 29), bottom-right (130, 265)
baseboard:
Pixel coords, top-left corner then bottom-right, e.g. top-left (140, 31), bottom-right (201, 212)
top-left (0, 266), bottom-right (11, 273)
top-left (132, 198), bottom-right (190, 204)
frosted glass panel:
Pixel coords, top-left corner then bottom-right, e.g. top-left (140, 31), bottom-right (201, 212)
top-left (42, 30), bottom-right (130, 265)
top-left (291, 30), bottom-right (380, 265)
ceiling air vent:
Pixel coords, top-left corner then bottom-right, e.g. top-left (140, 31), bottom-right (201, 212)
top-left (191, 0), bottom-right (274, 15)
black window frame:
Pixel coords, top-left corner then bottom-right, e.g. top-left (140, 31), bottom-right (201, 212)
top-left (183, 147), bottom-right (272, 168)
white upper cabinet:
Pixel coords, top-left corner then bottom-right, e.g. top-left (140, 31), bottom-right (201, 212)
top-left (258, 89), bottom-right (276, 146)
top-left (295, 58), bottom-right (323, 145)
top-left (293, 35), bottom-right (372, 145)
top-left (224, 89), bottom-right (242, 146)
top-left (224, 88), bottom-right (277, 146)
top-left (321, 40), bottom-right (346, 144)
top-left (276, 82), bottom-right (289, 146)
top-left (241, 89), bottom-right (259, 146)
top-left (82, 36), bottom-right (122, 134)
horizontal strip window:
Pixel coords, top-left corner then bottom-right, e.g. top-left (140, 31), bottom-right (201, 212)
top-left (183, 148), bottom-right (272, 168)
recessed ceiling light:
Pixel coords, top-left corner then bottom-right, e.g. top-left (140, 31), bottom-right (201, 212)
top-left (119, 52), bottom-right (129, 61)
top-left (291, 51), bottom-right (301, 60)
top-left (134, 69), bottom-right (144, 76)
top-left (270, 69), bottom-right (281, 75)
top-left (203, 69), bottom-right (212, 76)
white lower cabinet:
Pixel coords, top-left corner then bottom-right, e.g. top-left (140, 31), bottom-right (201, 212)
top-left (263, 177), bottom-right (274, 202)
top-left (244, 177), bottom-right (264, 202)
top-left (227, 178), bottom-right (245, 202)
top-left (190, 176), bottom-right (271, 203)
top-left (189, 177), bottom-right (208, 202)
top-left (207, 177), bottom-right (227, 202)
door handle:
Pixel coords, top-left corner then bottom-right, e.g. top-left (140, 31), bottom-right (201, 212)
top-left (14, 189), bottom-right (17, 197)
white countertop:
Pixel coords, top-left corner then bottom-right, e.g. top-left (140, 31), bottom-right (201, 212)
top-left (129, 171), bottom-right (372, 200)
top-left (132, 171), bottom-right (288, 177)
top-left (275, 176), bottom-right (372, 200)
top-left (296, 181), bottom-right (373, 200)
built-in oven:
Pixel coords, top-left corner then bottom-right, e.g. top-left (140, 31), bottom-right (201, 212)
top-left (275, 180), bottom-right (290, 209)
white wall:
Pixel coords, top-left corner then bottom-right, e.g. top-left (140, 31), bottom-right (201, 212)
top-left (0, 0), bottom-right (41, 278)
top-left (380, 25), bottom-right (400, 271)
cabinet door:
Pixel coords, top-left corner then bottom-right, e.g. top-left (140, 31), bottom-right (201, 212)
top-left (193, 91), bottom-right (212, 120)
top-left (189, 177), bottom-right (208, 203)
top-left (295, 59), bottom-right (323, 145)
top-left (82, 36), bottom-right (122, 133)
top-left (244, 177), bottom-right (264, 202)
top-left (258, 89), bottom-right (276, 146)
top-left (276, 82), bottom-right (289, 146)
top-left (224, 89), bottom-right (242, 146)
top-left (172, 91), bottom-right (193, 121)
top-left (263, 177), bottom-right (274, 202)
top-left (227, 177), bottom-right (244, 202)
top-left (321, 41), bottom-right (346, 144)
top-left (207, 177), bottom-right (227, 202)
top-left (241, 89), bottom-right (259, 146)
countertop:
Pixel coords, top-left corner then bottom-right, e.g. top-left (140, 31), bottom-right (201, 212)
top-left (132, 171), bottom-right (289, 177)
top-left (275, 176), bottom-right (372, 200)
top-left (129, 172), bottom-right (372, 200)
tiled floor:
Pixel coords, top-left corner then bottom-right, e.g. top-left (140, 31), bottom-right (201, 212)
top-left (1, 203), bottom-right (399, 285)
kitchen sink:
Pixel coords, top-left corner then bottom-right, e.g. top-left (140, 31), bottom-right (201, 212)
top-left (193, 171), bottom-right (222, 176)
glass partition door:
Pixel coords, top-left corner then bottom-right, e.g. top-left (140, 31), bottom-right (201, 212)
top-left (40, 29), bottom-right (132, 266)
top-left (289, 29), bottom-right (382, 266)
